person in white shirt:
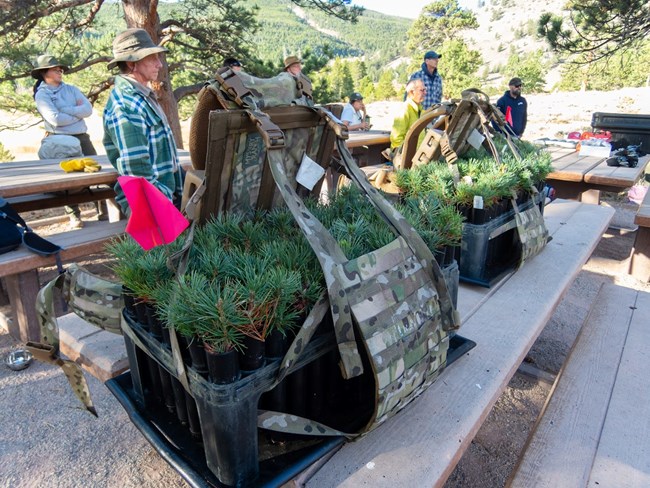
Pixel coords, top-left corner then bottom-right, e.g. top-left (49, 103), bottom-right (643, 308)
top-left (341, 92), bottom-right (369, 131)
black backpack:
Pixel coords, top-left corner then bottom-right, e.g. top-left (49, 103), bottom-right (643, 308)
top-left (0, 198), bottom-right (63, 267)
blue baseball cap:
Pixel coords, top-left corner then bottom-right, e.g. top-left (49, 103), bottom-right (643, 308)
top-left (424, 51), bottom-right (442, 60)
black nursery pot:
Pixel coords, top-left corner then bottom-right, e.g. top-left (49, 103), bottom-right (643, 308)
top-left (134, 300), bottom-right (148, 329)
top-left (187, 337), bottom-right (209, 377)
top-left (122, 287), bottom-right (136, 318)
top-left (206, 348), bottom-right (240, 384)
top-left (239, 336), bottom-right (265, 372)
top-left (265, 329), bottom-right (288, 360)
top-left (144, 304), bottom-right (163, 340)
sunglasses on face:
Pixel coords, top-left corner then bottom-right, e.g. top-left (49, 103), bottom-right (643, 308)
top-left (513, 84), bottom-right (522, 88)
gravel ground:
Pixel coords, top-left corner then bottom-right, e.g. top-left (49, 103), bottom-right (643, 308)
top-left (1, 200), bottom-right (648, 488)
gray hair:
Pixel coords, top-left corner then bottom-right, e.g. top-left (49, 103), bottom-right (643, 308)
top-left (406, 79), bottom-right (423, 95)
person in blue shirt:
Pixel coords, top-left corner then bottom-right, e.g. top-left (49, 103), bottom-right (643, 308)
top-left (496, 77), bottom-right (528, 137)
top-left (407, 51), bottom-right (443, 110)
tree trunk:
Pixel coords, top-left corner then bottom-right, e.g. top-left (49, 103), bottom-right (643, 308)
top-left (121, 0), bottom-right (184, 148)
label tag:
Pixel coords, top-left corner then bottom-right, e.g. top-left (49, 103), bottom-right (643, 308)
top-left (467, 128), bottom-right (485, 149)
top-left (473, 195), bottom-right (484, 209)
top-left (296, 153), bottom-right (326, 191)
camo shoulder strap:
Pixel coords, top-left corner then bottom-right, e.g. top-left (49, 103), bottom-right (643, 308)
top-left (25, 264), bottom-right (123, 415)
top-left (249, 110), bottom-right (459, 432)
top-left (511, 189), bottom-right (550, 267)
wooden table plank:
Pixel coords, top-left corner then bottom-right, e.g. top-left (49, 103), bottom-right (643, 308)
top-left (0, 151), bottom-right (192, 199)
top-left (345, 130), bottom-right (390, 149)
top-left (307, 200), bottom-right (614, 487)
top-left (584, 154), bottom-right (650, 187)
top-left (588, 289), bottom-right (650, 488)
top-left (546, 148), bottom-right (605, 182)
top-left (0, 220), bottom-right (127, 277)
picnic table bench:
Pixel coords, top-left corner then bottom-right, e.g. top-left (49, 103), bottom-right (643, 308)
top-left (508, 282), bottom-right (650, 488)
top-left (0, 220), bottom-right (127, 342)
top-left (545, 147), bottom-right (649, 204)
top-left (629, 186), bottom-right (650, 282)
top-left (302, 199), bottom-right (614, 487)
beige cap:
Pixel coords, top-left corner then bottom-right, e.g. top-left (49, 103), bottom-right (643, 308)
top-left (108, 28), bottom-right (168, 70)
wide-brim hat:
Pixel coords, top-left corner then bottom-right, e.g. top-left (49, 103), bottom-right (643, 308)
top-left (283, 55), bottom-right (302, 70)
top-left (108, 28), bottom-right (168, 70)
top-left (31, 55), bottom-right (69, 78)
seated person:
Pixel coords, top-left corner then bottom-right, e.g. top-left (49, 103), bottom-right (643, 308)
top-left (222, 57), bottom-right (243, 71)
top-left (341, 92), bottom-right (369, 131)
top-left (387, 79), bottom-right (427, 166)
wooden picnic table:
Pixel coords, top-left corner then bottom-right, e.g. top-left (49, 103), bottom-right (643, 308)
top-left (0, 151), bottom-right (192, 212)
top-left (306, 199), bottom-right (614, 487)
top-left (344, 130), bottom-right (390, 166)
top-left (545, 146), bottom-right (649, 203)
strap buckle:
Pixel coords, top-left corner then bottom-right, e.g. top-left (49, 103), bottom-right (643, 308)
top-left (214, 67), bottom-right (257, 110)
top-left (247, 110), bottom-right (285, 148)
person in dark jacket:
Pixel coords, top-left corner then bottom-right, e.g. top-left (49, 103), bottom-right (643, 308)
top-left (496, 77), bottom-right (527, 137)
top-left (407, 50), bottom-right (443, 110)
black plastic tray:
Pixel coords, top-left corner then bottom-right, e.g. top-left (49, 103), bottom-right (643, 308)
top-left (106, 334), bottom-right (476, 488)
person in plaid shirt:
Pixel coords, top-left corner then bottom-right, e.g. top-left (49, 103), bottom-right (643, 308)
top-left (407, 51), bottom-right (443, 110)
top-left (103, 29), bottom-right (183, 214)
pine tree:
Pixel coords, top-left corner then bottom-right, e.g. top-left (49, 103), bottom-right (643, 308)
top-left (375, 70), bottom-right (396, 100)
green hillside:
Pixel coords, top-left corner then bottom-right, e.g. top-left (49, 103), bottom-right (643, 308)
top-left (251, 0), bottom-right (410, 66)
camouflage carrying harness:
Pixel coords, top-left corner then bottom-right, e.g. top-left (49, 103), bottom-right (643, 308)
top-left (185, 68), bottom-right (460, 434)
top-left (26, 69), bottom-right (461, 434)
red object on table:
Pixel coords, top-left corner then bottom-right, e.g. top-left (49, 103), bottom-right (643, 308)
top-left (118, 176), bottom-right (189, 250)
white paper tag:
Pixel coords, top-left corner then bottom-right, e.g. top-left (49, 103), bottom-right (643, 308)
top-left (467, 128), bottom-right (485, 149)
top-left (473, 195), bottom-right (484, 209)
top-left (296, 153), bottom-right (325, 191)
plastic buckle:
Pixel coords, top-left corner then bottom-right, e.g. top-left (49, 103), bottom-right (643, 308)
top-left (214, 67), bottom-right (254, 109)
top-left (248, 111), bottom-right (285, 149)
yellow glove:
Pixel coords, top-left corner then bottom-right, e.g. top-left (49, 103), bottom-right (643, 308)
top-left (60, 158), bottom-right (86, 172)
top-left (83, 159), bottom-right (102, 173)
top-left (59, 157), bottom-right (102, 173)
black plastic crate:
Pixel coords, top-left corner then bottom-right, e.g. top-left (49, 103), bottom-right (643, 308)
top-left (109, 256), bottom-right (471, 487)
top-left (458, 195), bottom-right (542, 287)
top-left (106, 331), bottom-right (475, 488)
top-left (117, 309), bottom-right (378, 487)
top-left (592, 112), bottom-right (650, 149)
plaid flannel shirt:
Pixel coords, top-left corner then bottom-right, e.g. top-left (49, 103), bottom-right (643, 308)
top-left (103, 75), bottom-right (182, 212)
top-left (409, 64), bottom-right (443, 110)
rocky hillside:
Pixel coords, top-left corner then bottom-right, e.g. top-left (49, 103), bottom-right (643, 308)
top-left (461, 0), bottom-right (568, 89)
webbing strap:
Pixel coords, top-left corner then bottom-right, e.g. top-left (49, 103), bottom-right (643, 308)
top-left (473, 101), bottom-right (502, 164)
top-left (334, 138), bottom-right (460, 332)
top-left (214, 67), bottom-right (260, 110)
top-left (265, 148), bottom-right (363, 378)
top-left (413, 129), bottom-right (460, 183)
top-left (241, 108), bottom-right (364, 377)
